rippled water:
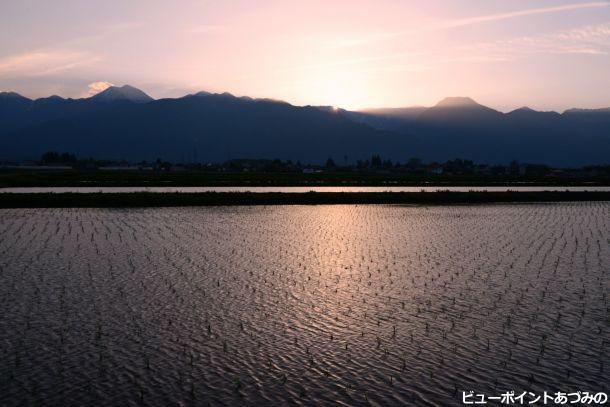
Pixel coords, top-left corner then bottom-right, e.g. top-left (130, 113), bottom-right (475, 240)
top-left (0, 204), bottom-right (608, 406)
top-left (2, 186), bottom-right (610, 193)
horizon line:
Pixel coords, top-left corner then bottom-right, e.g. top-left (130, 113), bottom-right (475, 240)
top-left (2, 85), bottom-right (610, 114)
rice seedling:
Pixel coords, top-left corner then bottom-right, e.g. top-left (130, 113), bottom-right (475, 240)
top-left (0, 203), bottom-right (607, 405)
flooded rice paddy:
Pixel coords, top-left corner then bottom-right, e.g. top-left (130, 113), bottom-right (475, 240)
top-left (0, 203), bottom-right (608, 406)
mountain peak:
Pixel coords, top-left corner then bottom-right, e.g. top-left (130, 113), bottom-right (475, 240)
top-left (507, 106), bottom-right (539, 116)
top-left (0, 91), bottom-right (31, 102)
top-left (40, 95), bottom-right (65, 101)
top-left (564, 107), bottom-right (610, 114)
top-left (91, 85), bottom-right (153, 103)
top-left (435, 97), bottom-right (480, 108)
top-left (420, 96), bottom-right (503, 123)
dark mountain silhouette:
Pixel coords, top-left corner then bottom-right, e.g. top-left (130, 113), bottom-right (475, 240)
top-left (352, 97), bottom-right (505, 129)
top-left (0, 85), bottom-right (154, 132)
top-left (362, 106), bottom-right (428, 119)
top-left (345, 97), bottom-right (609, 166)
top-left (506, 107), bottom-right (562, 124)
top-left (0, 87), bottom-right (608, 166)
top-left (417, 97), bottom-right (504, 127)
top-left (191, 91), bottom-right (212, 97)
top-left (90, 85), bottom-right (154, 103)
top-left (0, 91), bottom-right (31, 106)
top-left (1, 90), bottom-right (411, 163)
top-left (564, 107), bottom-right (610, 114)
top-left (0, 92), bottom-right (33, 133)
top-left (344, 107), bottom-right (427, 132)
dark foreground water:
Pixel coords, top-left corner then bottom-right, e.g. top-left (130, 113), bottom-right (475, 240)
top-left (0, 204), bottom-right (608, 406)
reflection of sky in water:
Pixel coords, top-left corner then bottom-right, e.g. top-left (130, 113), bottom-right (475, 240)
top-left (0, 204), bottom-right (608, 405)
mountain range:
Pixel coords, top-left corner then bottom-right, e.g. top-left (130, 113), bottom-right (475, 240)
top-left (1, 85), bottom-right (608, 166)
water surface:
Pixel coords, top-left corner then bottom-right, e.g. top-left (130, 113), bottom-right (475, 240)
top-left (0, 204), bottom-right (608, 406)
top-left (2, 186), bottom-right (610, 193)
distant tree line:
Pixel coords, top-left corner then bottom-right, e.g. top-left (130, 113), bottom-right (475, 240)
top-left (27, 151), bottom-right (610, 178)
top-left (40, 151), bottom-right (77, 164)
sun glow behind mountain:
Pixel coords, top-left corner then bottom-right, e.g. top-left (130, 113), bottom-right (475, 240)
top-left (300, 70), bottom-right (371, 111)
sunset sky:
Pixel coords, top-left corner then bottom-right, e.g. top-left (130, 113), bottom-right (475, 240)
top-left (1, 0), bottom-right (609, 111)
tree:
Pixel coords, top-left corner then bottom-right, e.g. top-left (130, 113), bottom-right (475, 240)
top-left (41, 151), bottom-right (76, 164)
top-left (509, 160), bottom-right (520, 175)
top-left (41, 151), bottom-right (59, 163)
top-left (60, 153), bottom-right (76, 163)
top-left (371, 154), bottom-right (382, 168)
top-left (406, 157), bottom-right (422, 169)
top-left (325, 158), bottom-right (336, 168)
top-left (357, 159), bottom-right (370, 169)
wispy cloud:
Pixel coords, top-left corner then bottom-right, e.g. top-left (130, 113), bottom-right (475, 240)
top-left (0, 21), bottom-right (144, 79)
top-left (56, 21), bottom-right (145, 48)
top-left (0, 51), bottom-right (100, 77)
top-left (85, 81), bottom-right (114, 97)
top-left (290, 21), bottom-right (610, 79)
top-left (334, 1), bottom-right (610, 47)
top-left (443, 2), bottom-right (609, 29)
top-left (461, 22), bottom-right (610, 58)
